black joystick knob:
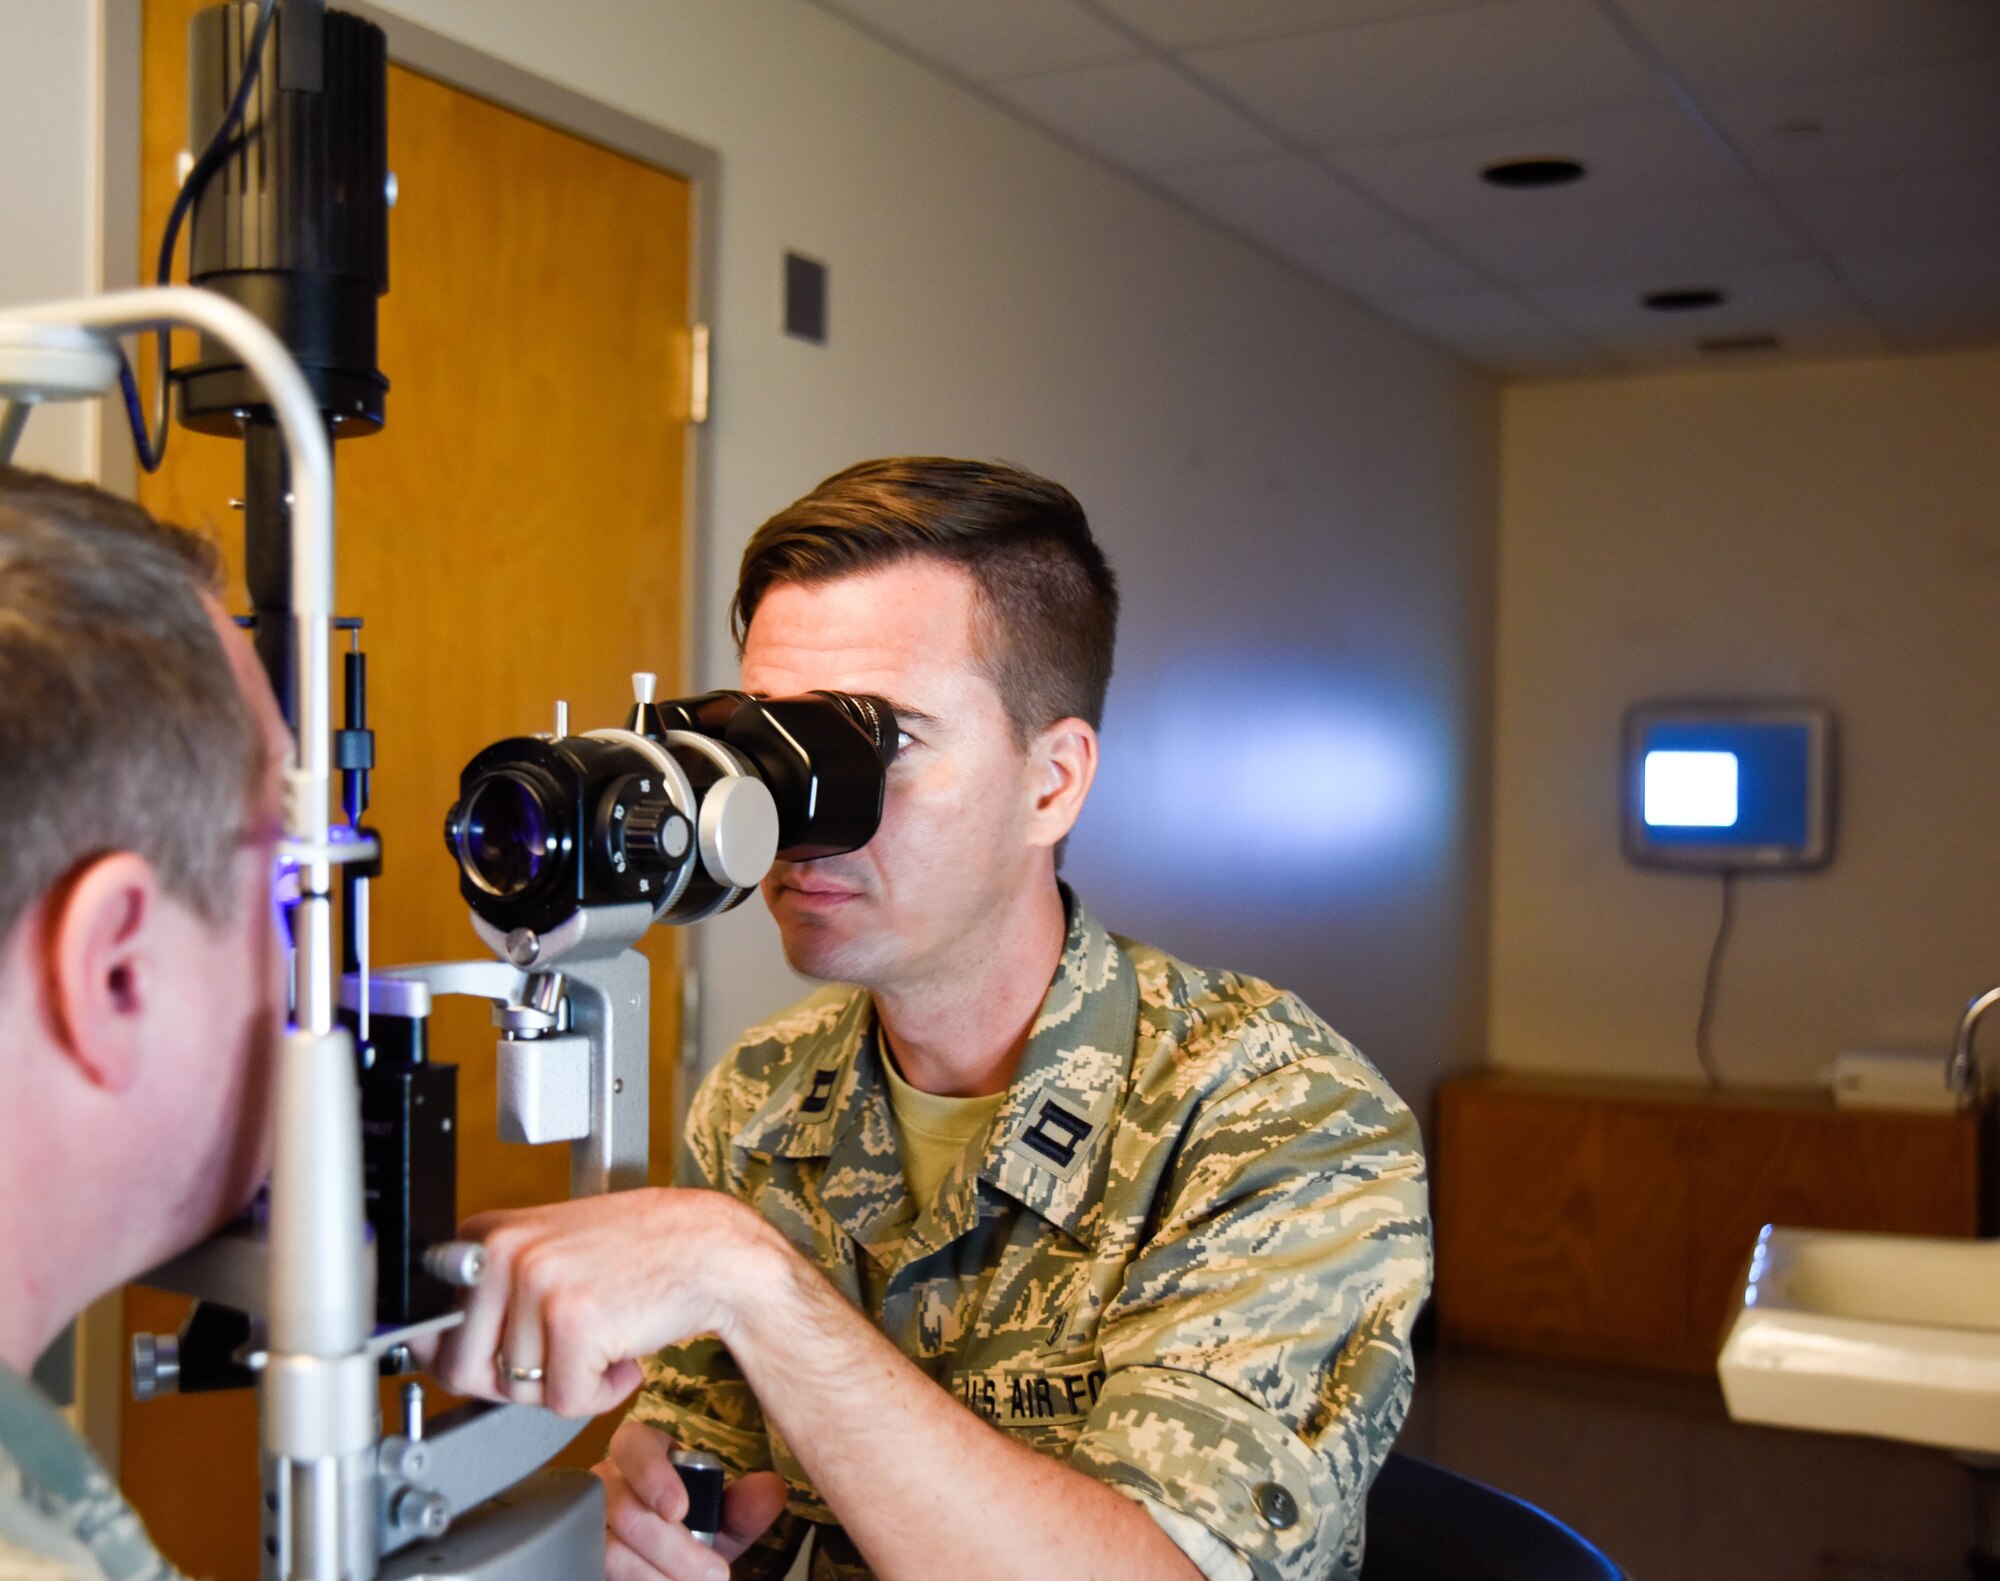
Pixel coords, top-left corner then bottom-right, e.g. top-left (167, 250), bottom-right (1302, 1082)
top-left (669, 1448), bottom-right (725, 1547)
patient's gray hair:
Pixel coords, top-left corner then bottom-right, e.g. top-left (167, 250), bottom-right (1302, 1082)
top-left (0, 465), bottom-right (259, 944)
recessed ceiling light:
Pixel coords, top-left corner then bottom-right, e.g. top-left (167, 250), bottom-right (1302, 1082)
top-left (1643, 287), bottom-right (1728, 312)
top-left (1480, 157), bottom-right (1586, 190)
top-left (1698, 333), bottom-right (1783, 355)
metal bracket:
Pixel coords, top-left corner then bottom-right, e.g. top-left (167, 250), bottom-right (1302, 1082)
top-left (378, 1468), bottom-right (603, 1580)
top-left (376, 1404), bottom-right (592, 1559)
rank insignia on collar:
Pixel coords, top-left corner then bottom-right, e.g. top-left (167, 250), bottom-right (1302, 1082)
top-left (1016, 1096), bottom-right (1094, 1173)
top-left (798, 1066), bottom-right (840, 1116)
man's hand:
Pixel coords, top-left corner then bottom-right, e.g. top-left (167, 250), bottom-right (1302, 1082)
top-left (425, 1182), bottom-right (1200, 1581)
top-left (596, 1421), bottom-right (789, 1581)
top-left (428, 1187), bottom-right (786, 1418)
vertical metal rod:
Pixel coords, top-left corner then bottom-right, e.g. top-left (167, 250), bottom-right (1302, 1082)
top-left (355, 878), bottom-right (370, 1046)
top-left (287, 1456), bottom-right (351, 1581)
top-left (244, 420), bottom-right (296, 719)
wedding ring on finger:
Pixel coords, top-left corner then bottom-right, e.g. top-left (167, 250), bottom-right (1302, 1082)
top-left (496, 1353), bottom-right (545, 1386)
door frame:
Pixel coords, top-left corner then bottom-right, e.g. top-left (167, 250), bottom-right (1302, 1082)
top-left (89, 0), bottom-right (720, 1476)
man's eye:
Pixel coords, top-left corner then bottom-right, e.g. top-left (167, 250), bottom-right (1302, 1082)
top-left (895, 729), bottom-right (917, 755)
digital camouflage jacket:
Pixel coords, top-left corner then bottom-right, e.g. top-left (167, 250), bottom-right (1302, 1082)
top-left (0, 1365), bottom-right (177, 1581)
top-left (631, 894), bottom-right (1432, 1581)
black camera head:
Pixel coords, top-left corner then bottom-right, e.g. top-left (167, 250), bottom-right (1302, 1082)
top-left (444, 686), bottom-right (895, 937)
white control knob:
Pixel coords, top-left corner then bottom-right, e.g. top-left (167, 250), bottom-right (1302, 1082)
top-left (699, 776), bottom-right (779, 889)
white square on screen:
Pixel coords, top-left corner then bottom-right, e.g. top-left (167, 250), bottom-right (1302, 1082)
top-left (1644, 750), bottom-right (1739, 828)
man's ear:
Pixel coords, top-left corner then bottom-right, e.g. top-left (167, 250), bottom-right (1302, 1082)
top-left (1025, 717), bottom-right (1100, 849)
top-left (44, 853), bottom-right (164, 1094)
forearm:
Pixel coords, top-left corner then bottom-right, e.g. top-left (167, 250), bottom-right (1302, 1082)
top-left (718, 1241), bottom-right (1201, 1581)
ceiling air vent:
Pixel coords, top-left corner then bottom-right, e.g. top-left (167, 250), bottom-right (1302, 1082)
top-left (1643, 287), bottom-right (1727, 312)
top-left (1480, 157), bottom-right (1586, 189)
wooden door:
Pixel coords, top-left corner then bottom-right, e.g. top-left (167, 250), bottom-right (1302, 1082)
top-left (123, 6), bottom-right (694, 1575)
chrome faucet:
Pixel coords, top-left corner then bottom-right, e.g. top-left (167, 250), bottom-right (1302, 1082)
top-left (1946, 983), bottom-right (2000, 1101)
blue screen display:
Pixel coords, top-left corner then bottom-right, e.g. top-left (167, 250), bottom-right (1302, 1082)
top-left (1637, 721), bottom-right (1812, 848)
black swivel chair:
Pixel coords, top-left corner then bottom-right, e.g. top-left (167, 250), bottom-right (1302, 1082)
top-left (1358, 1453), bottom-right (1628, 1581)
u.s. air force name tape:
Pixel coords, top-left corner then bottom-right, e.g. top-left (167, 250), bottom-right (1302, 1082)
top-left (953, 1360), bottom-right (1108, 1429)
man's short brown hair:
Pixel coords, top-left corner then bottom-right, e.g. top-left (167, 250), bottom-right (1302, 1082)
top-left (0, 465), bottom-right (261, 945)
top-left (732, 458), bottom-right (1119, 745)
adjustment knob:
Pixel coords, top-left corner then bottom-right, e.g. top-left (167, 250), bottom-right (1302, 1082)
top-left (597, 774), bottom-right (691, 900)
top-left (628, 671), bottom-right (668, 741)
top-left (699, 775), bottom-right (780, 889)
top-left (132, 1332), bottom-right (181, 1401)
top-left (624, 795), bottom-right (691, 865)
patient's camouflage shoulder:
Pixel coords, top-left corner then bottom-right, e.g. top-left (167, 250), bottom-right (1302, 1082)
top-left (0, 1369), bottom-right (179, 1581)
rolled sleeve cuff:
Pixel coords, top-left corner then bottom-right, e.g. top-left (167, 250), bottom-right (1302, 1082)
top-left (1068, 1367), bottom-right (1357, 1581)
top-left (1129, 1493), bottom-right (1255, 1581)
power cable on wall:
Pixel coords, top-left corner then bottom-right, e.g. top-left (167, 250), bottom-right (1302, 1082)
top-left (1694, 869), bottom-right (1739, 1087)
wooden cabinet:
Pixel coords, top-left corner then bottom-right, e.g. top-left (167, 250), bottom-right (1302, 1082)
top-left (1434, 1073), bottom-right (1983, 1375)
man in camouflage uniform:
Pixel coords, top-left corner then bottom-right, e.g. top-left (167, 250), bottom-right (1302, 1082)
top-left (434, 459), bottom-right (1431, 1581)
top-left (0, 468), bottom-right (291, 1581)
top-left (638, 892), bottom-right (1428, 1581)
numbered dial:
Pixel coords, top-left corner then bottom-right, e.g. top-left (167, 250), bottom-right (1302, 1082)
top-left (596, 773), bottom-right (692, 901)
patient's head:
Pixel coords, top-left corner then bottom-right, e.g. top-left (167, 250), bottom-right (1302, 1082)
top-left (0, 465), bottom-right (290, 1368)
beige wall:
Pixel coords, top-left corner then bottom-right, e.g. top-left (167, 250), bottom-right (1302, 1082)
top-left (363, 0), bottom-right (1500, 1110)
top-left (1491, 347), bottom-right (2000, 1088)
top-left (0, 0), bottom-right (110, 478)
top-left (3, 0), bottom-right (1498, 1115)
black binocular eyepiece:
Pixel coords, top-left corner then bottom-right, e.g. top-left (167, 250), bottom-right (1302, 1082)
top-left (444, 686), bottom-right (896, 935)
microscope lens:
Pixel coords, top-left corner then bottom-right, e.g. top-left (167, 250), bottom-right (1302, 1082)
top-left (461, 775), bottom-right (551, 898)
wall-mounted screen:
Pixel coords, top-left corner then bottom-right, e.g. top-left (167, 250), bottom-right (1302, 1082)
top-left (1622, 703), bottom-right (1834, 870)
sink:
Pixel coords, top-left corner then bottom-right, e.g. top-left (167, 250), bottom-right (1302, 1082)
top-left (1718, 1225), bottom-right (2000, 1455)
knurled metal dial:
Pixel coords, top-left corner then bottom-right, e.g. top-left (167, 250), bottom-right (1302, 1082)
top-left (598, 774), bottom-right (692, 900)
top-left (623, 795), bottom-right (690, 866)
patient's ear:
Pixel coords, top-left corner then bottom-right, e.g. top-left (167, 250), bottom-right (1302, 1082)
top-left (45, 853), bottom-right (163, 1094)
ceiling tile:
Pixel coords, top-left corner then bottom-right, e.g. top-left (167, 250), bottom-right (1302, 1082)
top-left (1540, 253), bottom-right (1892, 368)
top-left (1092, 0), bottom-right (1487, 51)
top-left (1774, 161), bottom-right (2000, 259)
top-left (1150, 156), bottom-right (1501, 300)
top-left (1528, 257), bottom-right (1862, 338)
top-left (1838, 245), bottom-right (2000, 349)
top-left (1708, 57), bottom-right (2000, 184)
top-left (991, 57), bottom-right (1281, 170)
top-left (1882, 316), bottom-right (2000, 354)
top-left (1594, 310), bottom-right (1887, 372)
top-left (1326, 105), bottom-right (1746, 225)
top-left (1187, 0), bottom-right (1668, 149)
top-left (1611, 0), bottom-right (2000, 96)
top-left (1271, 219), bottom-right (1487, 298)
top-left (1442, 187), bottom-right (1805, 288)
top-left (1382, 288), bottom-right (1616, 376)
top-left (1152, 153), bottom-right (1397, 245)
top-left (814, 0), bottom-right (1137, 83)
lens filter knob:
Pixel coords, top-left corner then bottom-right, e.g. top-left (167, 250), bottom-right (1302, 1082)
top-left (598, 775), bottom-right (691, 901)
top-left (624, 796), bottom-right (690, 866)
